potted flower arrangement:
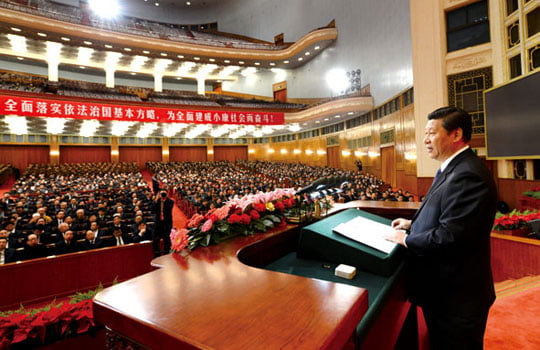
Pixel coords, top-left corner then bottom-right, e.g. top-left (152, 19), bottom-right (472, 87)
top-left (519, 186), bottom-right (540, 210)
top-left (493, 209), bottom-right (540, 236)
top-left (170, 188), bottom-right (297, 252)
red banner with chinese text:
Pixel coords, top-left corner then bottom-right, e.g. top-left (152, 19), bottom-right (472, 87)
top-left (0, 94), bottom-right (285, 125)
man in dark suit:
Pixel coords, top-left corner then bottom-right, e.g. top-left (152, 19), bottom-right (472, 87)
top-left (80, 230), bottom-right (104, 251)
top-left (152, 190), bottom-right (174, 256)
top-left (133, 222), bottom-right (152, 243)
top-left (385, 107), bottom-right (497, 349)
top-left (55, 230), bottom-right (80, 255)
top-left (0, 236), bottom-right (16, 264)
top-left (20, 234), bottom-right (48, 261)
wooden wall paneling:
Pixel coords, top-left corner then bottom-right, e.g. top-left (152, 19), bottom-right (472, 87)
top-left (59, 146), bottom-right (111, 164)
top-left (169, 146), bottom-right (207, 162)
top-left (214, 146), bottom-right (248, 162)
top-left (119, 146), bottom-right (162, 169)
top-left (0, 145), bottom-right (49, 170)
top-left (326, 146), bottom-right (340, 169)
top-left (381, 146), bottom-right (395, 187)
top-left (497, 178), bottom-right (540, 210)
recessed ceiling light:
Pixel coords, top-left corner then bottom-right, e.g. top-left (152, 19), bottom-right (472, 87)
top-left (105, 44), bottom-right (112, 48)
top-left (61, 37), bottom-right (71, 41)
top-left (186, 1), bottom-right (191, 5)
top-left (302, 123), bottom-right (308, 126)
top-left (37, 32), bottom-right (47, 37)
top-left (283, 60), bottom-right (289, 64)
top-left (143, 50), bottom-right (150, 54)
top-left (160, 52), bottom-right (167, 56)
top-left (305, 52), bottom-right (310, 55)
top-left (315, 120), bottom-right (320, 123)
top-left (11, 27), bottom-right (22, 32)
top-left (79, 66), bottom-right (86, 69)
top-left (254, 62), bottom-right (260, 65)
top-left (83, 40), bottom-right (92, 45)
top-left (193, 57), bottom-right (200, 60)
top-left (314, 46), bottom-right (320, 50)
top-left (16, 57), bottom-right (24, 60)
top-left (334, 115), bottom-right (341, 118)
top-left (348, 112), bottom-right (354, 115)
top-left (176, 77), bottom-right (182, 80)
top-left (177, 54), bottom-right (184, 58)
top-left (238, 61), bottom-right (244, 64)
top-left (224, 59), bottom-right (230, 63)
top-left (155, 2), bottom-right (159, 6)
top-left (324, 118), bottom-right (329, 121)
top-left (269, 62), bottom-right (276, 66)
top-left (124, 47), bottom-right (132, 51)
top-left (209, 58), bottom-right (215, 62)
top-left (130, 72), bottom-right (137, 75)
top-left (298, 57), bottom-right (303, 61)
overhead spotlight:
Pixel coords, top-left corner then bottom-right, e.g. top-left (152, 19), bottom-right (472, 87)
top-left (89, 0), bottom-right (119, 17)
top-left (37, 32), bottom-right (47, 37)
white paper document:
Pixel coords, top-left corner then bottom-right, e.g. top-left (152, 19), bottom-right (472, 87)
top-left (332, 216), bottom-right (397, 254)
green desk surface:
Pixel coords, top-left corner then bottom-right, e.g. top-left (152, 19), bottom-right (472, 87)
top-left (297, 208), bottom-right (404, 276)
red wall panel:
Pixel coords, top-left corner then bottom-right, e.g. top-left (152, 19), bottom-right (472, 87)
top-left (170, 147), bottom-right (207, 162)
top-left (214, 146), bottom-right (247, 162)
top-left (60, 146), bottom-right (111, 163)
top-left (119, 146), bottom-right (162, 168)
top-left (0, 145), bottom-right (49, 171)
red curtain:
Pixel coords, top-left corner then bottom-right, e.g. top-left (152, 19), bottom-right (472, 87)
top-left (214, 146), bottom-right (247, 162)
top-left (60, 146), bottom-right (111, 163)
top-left (0, 145), bottom-right (49, 171)
top-left (119, 146), bottom-right (162, 168)
top-left (170, 147), bottom-right (207, 162)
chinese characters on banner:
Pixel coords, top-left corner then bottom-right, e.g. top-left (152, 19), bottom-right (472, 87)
top-left (0, 94), bottom-right (285, 125)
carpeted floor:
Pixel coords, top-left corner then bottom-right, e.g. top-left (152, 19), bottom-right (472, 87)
top-left (484, 275), bottom-right (540, 349)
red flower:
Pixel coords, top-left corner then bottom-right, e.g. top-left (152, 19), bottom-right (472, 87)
top-left (209, 213), bottom-right (219, 223)
top-left (274, 201), bottom-right (285, 212)
top-left (254, 203), bottom-right (266, 212)
top-left (187, 213), bottom-right (205, 228)
top-left (249, 209), bottom-right (260, 220)
top-left (228, 214), bottom-right (242, 224)
top-left (239, 214), bottom-right (252, 225)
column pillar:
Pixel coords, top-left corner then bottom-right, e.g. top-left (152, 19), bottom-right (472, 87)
top-left (49, 135), bottom-right (60, 165)
top-left (197, 76), bottom-right (206, 95)
top-left (105, 68), bottom-right (116, 88)
top-left (154, 73), bottom-right (163, 93)
top-left (111, 137), bottom-right (119, 163)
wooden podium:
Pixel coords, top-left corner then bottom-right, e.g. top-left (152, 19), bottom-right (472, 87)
top-left (94, 202), bottom-right (419, 349)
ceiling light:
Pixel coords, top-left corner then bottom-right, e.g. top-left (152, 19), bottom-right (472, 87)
top-left (130, 72), bottom-right (136, 75)
top-left (143, 50), bottom-right (150, 54)
top-left (186, 1), bottom-right (191, 5)
top-left (269, 62), bottom-right (276, 66)
top-left (293, 149), bottom-right (301, 155)
top-left (11, 27), bottom-right (22, 32)
top-left (5, 116), bottom-right (27, 135)
top-left (83, 40), bottom-right (92, 45)
top-left (111, 121), bottom-right (134, 136)
top-left (16, 57), bottom-right (24, 60)
top-left (315, 120), bottom-right (320, 124)
top-left (348, 112), bottom-right (354, 115)
top-left (314, 46), bottom-right (320, 50)
top-left (175, 77), bottom-right (182, 80)
top-left (283, 60), bottom-right (289, 64)
top-left (7, 34), bottom-right (27, 53)
top-left (104, 44), bottom-right (113, 48)
top-left (79, 66), bottom-right (86, 69)
top-left (79, 120), bottom-right (100, 137)
top-left (60, 37), bottom-right (71, 41)
top-left (238, 61), bottom-right (245, 64)
top-left (124, 47), bottom-right (132, 52)
top-left (177, 54), bottom-right (184, 58)
top-left (89, 0), bottom-right (119, 18)
top-left (155, 2), bottom-right (160, 6)
top-left (137, 123), bottom-right (158, 138)
top-left (324, 118), bottom-right (329, 121)
top-left (193, 57), bottom-right (200, 60)
top-left (305, 149), bottom-right (313, 155)
top-left (78, 47), bottom-right (94, 65)
top-left (37, 32), bottom-right (47, 37)
top-left (254, 62), bottom-right (260, 66)
top-left (305, 52), bottom-right (310, 56)
top-left (160, 52), bottom-right (167, 56)
top-left (209, 58), bottom-right (215, 62)
top-left (298, 57), bottom-right (303, 61)
top-left (224, 59), bottom-right (230, 63)
top-left (326, 68), bottom-right (348, 94)
top-left (334, 115), bottom-right (341, 118)
top-left (46, 118), bottom-right (66, 134)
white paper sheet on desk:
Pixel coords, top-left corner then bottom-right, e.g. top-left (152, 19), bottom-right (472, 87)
top-left (332, 216), bottom-right (397, 254)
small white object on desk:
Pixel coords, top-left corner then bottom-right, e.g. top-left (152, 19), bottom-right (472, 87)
top-left (335, 264), bottom-right (357, 280)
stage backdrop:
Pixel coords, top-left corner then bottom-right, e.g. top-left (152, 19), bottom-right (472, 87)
top-left (60, 146), bottom-right (111, 163)
top-left (170, 147), bottom-right (207, 162)
top-left (0, 145), bottom-right (49, 170)
top-left (119, 146), bottom-right (162, 168)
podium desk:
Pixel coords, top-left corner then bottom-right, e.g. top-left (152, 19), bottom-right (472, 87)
top-left (94, 204), bottom-right (417, 349)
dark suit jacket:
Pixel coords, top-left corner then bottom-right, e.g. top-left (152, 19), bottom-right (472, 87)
top-left (2, 248), bottom-right (16, 264)
top-left (80, 238), bottom-right (104, 251)
top-left (55, 240), bottom-right (80, 255)
top-left (153, 198), bottom-right (174, 227)
top-left (406, 148), bottom-right (497, 315)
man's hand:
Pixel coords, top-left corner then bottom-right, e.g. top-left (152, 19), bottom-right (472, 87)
top-left (391, 218), bottom-right (411, 230)
top-left (384, 229), bottom-right (408, 247)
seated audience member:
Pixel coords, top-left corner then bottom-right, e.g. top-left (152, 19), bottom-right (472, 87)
top-left (96, 208), bottom-right (108, 228)
top-left (50, 210), bottom-right (66, 231)
top-left (131, 215), bottom-right (145, 233)
top-left (20, 234), bottom-right (47, 261)
top-left (32, 226), bottom-right (55, 245)
top-left (55, 230), bottom-right (80, 255)
top-left (109, 215), bottom-right (127, 234)
top-left (72, 208), bottom-right (89, 231)
top-left (133, 222), bottom-right (151, 243)
top-left (112, 228), bottom-right (132, 246)
top-left (1, 224), bottom-right (23, 249)
top-left (0, 236), bottom-right (16, 264)
top-left (80, 230), bottom-right (104, 251)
